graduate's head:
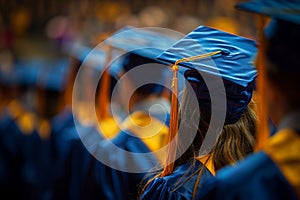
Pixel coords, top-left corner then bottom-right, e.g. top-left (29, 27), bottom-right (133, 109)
top-left (265, 20), bottom-right (300, 123)
top-left (122, 49), bottom-right (167, 96)
top-left (157, 25), bottom-right (258, 175)
top-left (236, 0), bottom-right (300, 124)
top-left (109, 48), bottom-right (170, 112)
top-left (101, 27), bottom-right (179, 113)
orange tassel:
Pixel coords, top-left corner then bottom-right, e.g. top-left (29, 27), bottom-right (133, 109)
top-left (97, 45), bottom-right (112, 121)
top-left (162, 64), bottom-right (179, 177)
top-left (255, 16), bottom-right (270, 151)
top-left (161, 51), bottom-right (223, 177)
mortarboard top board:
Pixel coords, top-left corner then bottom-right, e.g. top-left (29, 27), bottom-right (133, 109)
top-left (15, 59), bottom-right (43, 87)
top-left (235, 0), bottom-right (300, 25)
top-left (68, 26), bottom-right (180, 78)
top-left (236, 0), bottom-right (300, 73)
top-left (104, 26), bottom-right (179, 56)
top-left (158, 25), bottom-right (257, 88)
top-left (157, 25), bottom-right (257, 124)
top-left (103, 26), bottom-right (181, 77)
top-left (92, 26), bottom-right (182, 97)
top-left (0, 59), bottom-right (41, 87)
top-left (69, 42), bottom-right (96, 62)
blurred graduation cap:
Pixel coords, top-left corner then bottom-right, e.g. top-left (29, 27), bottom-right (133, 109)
top-left (235, 0), bottom-right (300, 149)
top-left (0, 59), bottom-right (41, 88)
top-left (15, 60), bottom-right (42, 88)
top-left (157, 25), bottom-right (257, 176)
top-left (236, 0), bottom-right (300, 25)
top-left (94, 27), bottom-right (180, 120)
top-left (69, 41), bottom-right (95, 62)
top-left (104, 26), bottom-right (180, 77)
top-left (37, 58), bottom-right (69, 92)
top-left (236, 0), bottom-right (300, 72)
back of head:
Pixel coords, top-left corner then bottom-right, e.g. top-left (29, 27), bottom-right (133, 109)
top-left (265, 20), bottom-right (300, 107)
top-left (177, 83), bottom-right (257, 170)
top-left (122, 49), bottom-right (167, 96)
top-left (212, 100), bottom-right (257, 170)
top-left (236, 0), bottom-right (300, 108)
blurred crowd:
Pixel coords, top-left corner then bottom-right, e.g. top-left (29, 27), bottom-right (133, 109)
top-left (0, 0), bottom-right (260, 199)
top-left (0, 0), bottom-right (256, 118)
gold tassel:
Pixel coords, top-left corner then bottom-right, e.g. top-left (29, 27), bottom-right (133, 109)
top-left (162, 51), bottom-right (222, 177)
top-left (255, 16), bottom-right (270, 151)
top-left (162, 64), bottom-right (179, 177)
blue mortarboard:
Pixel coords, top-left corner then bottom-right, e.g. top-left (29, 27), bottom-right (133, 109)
top-left (236, 0), bottom-right (300, 73)
top-left (0, 59), bottom-right (41, 87)
top-left (37, 58), bottom-right (69, 91)
top-left (104, 26), bottom-right (179, 56)
top-left (99, 27), bottom-right (180, 94)
top-left (15, 59), bottom-right (42, 87)
top-left (236, 0), bottom-right (300, 25)
top-left (157, 25), bottom-right (257, 124)
top-left (69, 42), bottom-right (95, 62)
top-left (104, 27), bottom-right (180, 77)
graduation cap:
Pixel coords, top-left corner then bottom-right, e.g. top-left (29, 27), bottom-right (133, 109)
top-left (235, 0), bottom-right (300, 150)
top-left (37, 58), bottom-right (69, 91)
top-left (15, 59), bottom-right (42, 88)
top-left (94, 27), bottom-right (180, 120)
top-left (157, 25), bottom-right (257, 176)
top-left (236, 0), bottom-right (300, 25)
top-left (0, 59), bottom-right (41, 88)
top-left (236, 0), bottom-right (300, 71)
top-left (104, 26), bottom-right (180, 77)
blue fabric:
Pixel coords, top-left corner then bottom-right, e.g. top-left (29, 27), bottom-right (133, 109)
top-left (105, 27), bottom-right (178, 58)
top-left (0, 59), bottom-right (40, 87)
top-left (157, 26), bottom-right (257, 124)
top-left (83, 131), bottom-right (158, 200)
top-left (37, 58), bottom-right (69, 91)
top-left (50, 108), bottom-right (100, 200)
top-left (105, 27), bottom-right (179, 78)
top-left (83, 113), bottom-right (170, 200)
top-left (0, 107), bottom-right (53, 200)
top-left (0, 110), bottom-right (26, 199)
top-left (140, 160), bottom-right (213, 200)
top-left (236, 0), bottom-right (300, 25)
top-left (22, 129), bottom-right (54, 200)
top-left (157, 26), bottom-right (257, 88)
top-left (197, 152), bottom-right (298, 200)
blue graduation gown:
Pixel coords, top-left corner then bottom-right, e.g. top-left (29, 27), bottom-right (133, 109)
top-left (51, 108), bottom-right (101, 200)
top-left (0, 102), bottom-right (53, 200)
top-left (22, 128), bottom-right (54, 200)
top-left (83, 130), bottom-right (159, 200)
top-left (140, 160), bottom-right (213, 200)
top-left (83, 112), bottom-right (170, 200)
top-left (0, 108), bottom-right (26, 198)
top-left (197, 129), bottom-right (300, 200)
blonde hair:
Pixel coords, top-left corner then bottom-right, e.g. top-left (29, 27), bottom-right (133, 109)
top-left (139, 86), bottom-right (257, 199)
